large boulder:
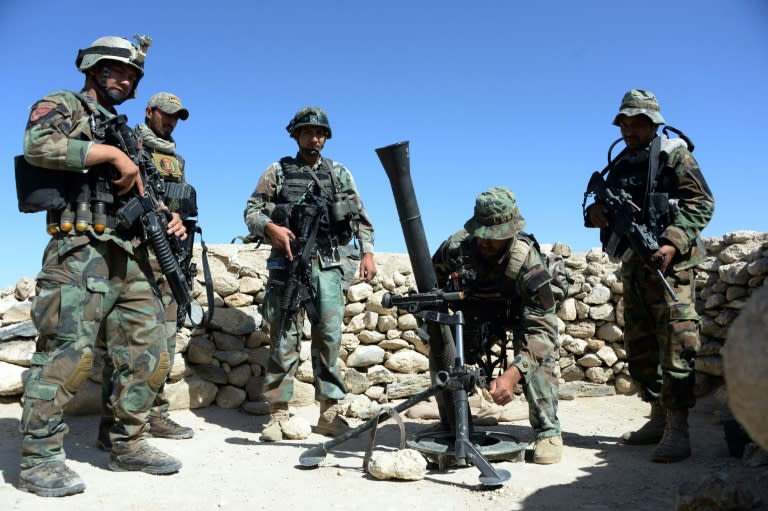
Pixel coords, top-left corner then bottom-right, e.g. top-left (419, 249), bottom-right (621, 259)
top-left (722, 286), bottom-right (768, 450)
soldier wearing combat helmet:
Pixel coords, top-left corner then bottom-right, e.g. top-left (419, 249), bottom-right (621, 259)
top-left (16, 35), bottom-right (183, 497)
top-left (244, 106), bottom-right (376, 442)
top-left (584, 89), bottom-right (714, 462)
top-left (430, 186), bottom-right (563, 464)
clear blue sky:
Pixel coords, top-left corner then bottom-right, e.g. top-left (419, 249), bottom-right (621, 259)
top-left (1, 0), bottom-right (766, 287)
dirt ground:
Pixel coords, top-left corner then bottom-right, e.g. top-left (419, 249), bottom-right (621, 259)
top-left (1, 393), bottom-right (765, 511)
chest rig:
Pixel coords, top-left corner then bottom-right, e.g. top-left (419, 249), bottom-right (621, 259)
top-left (273, 157), bottom-right (345, 268)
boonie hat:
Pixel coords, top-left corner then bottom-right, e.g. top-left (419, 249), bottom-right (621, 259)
top-left (148, 92), bottom-right (189, 120)
top-left (463, 186), bottom-right (526, 240)
top-left (612, 89), bottom-right (665, 126)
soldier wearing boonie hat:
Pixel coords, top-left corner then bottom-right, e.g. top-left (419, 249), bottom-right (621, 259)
top-left (584, 89), bottom-right (715, 463)
top-left (612, 88), bottom-right (665, 126)
top-left (430, 186), bottom-right (563, 465)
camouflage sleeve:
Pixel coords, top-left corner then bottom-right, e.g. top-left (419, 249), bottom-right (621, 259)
top-left (334, 162), bottom-right (375, 254)
top-left (244, 162), bottom-right (282, 238)
top-left (660, 147), bottom-right (715, 255)
top-left (23, 91), bottom-right (92, 172)
top-left (510, 245), bottom-right (559, 382)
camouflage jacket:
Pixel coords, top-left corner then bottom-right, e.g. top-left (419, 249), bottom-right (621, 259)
top-left (24, 89), bottom-right (112, 172)
top-left (244, 154), bottom-right (375, 254)
top-left (432, 229), bottom-right (559, 379)
top-left (592, 137), bottom-right (715, 268)
top-left (23, 89), bottom-right (140, 252)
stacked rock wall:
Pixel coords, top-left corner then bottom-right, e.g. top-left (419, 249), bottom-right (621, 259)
top-left (1, 231), bottom-right (766, 416)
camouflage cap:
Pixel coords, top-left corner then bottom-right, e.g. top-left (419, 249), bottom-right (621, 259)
top-left (463, 186), bottom-right (526, 240)
top-left (612, 89), bottom-right (665, 125)
top-left (148, 92), bottom-right (189, 120)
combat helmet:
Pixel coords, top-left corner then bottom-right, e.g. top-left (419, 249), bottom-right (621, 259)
top-left (286, 106), bottom-right (332, 139)
top-left (463, 186), bottom-right (526, 240)
top-left (75, 35), bottom-right (152, 100)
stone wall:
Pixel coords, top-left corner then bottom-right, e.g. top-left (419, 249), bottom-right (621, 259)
top-left (1, 230), bottom-right (766, 417)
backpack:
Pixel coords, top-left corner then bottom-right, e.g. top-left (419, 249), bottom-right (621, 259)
top-left (506, 233), bottom-right (571, 311)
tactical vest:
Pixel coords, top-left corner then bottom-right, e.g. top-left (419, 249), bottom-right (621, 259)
top-left (445, 231), bottom-right (567, 319)
top-left (603, 135), bottom-right (688, 248)
top-left (273, 156), bottom-right (356, 246)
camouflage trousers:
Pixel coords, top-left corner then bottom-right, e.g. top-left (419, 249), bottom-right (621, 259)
top-left (20, 235), bottom-right (168, 469)
top-left (431, 324), bottom-right (561, 439)
top-left (101, 252), bottom-right (179, 421)
top-left (621, 251), bottom-right (701, 410)
top-left (261, 260), bottom-right (346, 405)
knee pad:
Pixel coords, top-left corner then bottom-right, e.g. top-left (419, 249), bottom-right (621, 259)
top-left (149, 351), bottom-right (170, 390)
top-left (63, 352), bottom-right (94, 393)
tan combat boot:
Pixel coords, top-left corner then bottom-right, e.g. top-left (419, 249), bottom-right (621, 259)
top-left (108, 440), bottom-right (182, 474)
top-left (621, 401), bottom-right (665, 445)
top-left (651, 409), bottom-right (691, 463)
top-left (19, 461), bottom-right (86, 497)
top-left (533, 435), bottom-right (563, 465)
top-left (260, 403), bottom-right (289, 442)
top-left (316, 399), bottom-right (350, 437)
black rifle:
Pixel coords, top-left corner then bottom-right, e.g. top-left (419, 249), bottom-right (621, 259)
top-left (277, 186), bottom-right (325, 336)
top-left (299, 289), bottom-right (512, 487)
top-left (586, 171), bottom-right (678, 301)
top-left (101, 114), bottom-right (212, 326)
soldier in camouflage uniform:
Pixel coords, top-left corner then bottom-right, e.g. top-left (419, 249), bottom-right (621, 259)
top-left (431, 187), bottom-right (563, 464)
top-left (585, 89), bottom-right (714, 462)
top-left (16, 36), bottom-right (183, 497)
top-left (244, 106), bottom-right (376, 442)
top-left (98, 92), bottom-right (195, 449)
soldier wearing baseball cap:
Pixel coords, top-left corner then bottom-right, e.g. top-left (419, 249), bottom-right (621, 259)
top-left (584, 89), bottom-right (715, 463)
top-left (430, 186), bottom-right (564, 465)
top-left (98, 93), bottom-right (198, 449)
top-left (147, 92), bottom-right (189, 120)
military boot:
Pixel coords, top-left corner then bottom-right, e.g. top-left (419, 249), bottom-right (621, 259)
top-left (651, 409), bottom-right (691, 463)
top-left (533, 435), bottom-right (563, 465)
top-left (96, 417), bottom-right (114, 451)
top-left (148, 415), bottom-right (195, 439)
top-left (316, 399), bottom-right (350, 437)
top-left (19, 461), bottom-right (86, 497)
top-left (260, 403), bottom-right (289, 442)
top-left (621, 402), bottom-right (665, 445)
top-left (108, 440), bottom-right (182, 474)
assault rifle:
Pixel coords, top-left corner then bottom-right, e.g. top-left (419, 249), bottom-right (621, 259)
top-left (277, 188), bottom-right (325, 336)
top-left (101, 114), bottom-right (212, 326)
top-left (299, 288), bottom-right (512, 487)
top-left (586, 171), bottom-right (678, 301)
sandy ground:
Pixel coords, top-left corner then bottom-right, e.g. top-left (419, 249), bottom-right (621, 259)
top-left (1, 393), bottom-right (765, 511)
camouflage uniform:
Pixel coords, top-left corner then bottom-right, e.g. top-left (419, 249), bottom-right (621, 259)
top-left (20, 90), bottom-right (170, 465)
top-left (585, 89), bottom-right (714, 461)
top-left (100, 92), bottom-right (194, 438)
top-left (431, 193), bottom-right (561, 442)
top-left (17, 36), bottom-right (181, 498)
top-left (244, 155), bottom-right (374, 406)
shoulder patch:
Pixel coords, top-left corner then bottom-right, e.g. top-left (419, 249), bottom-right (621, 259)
top-left (29, 103), bottom-right (56, 122)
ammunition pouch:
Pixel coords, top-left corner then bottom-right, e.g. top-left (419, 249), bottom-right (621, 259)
top-left (165, 181), bottom-right (198, 218)
top-left (15, 155), bottom-right (69, 213)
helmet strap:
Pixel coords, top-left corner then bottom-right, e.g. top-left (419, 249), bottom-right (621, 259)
top-left (95, 63), bottom-right (127, 106)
